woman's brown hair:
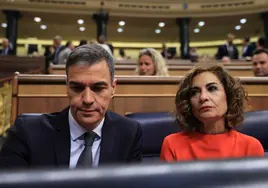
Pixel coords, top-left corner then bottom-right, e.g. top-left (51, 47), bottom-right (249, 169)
top-left (175, 64), bottom-right (248, 131)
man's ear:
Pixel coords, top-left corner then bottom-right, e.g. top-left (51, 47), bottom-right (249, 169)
top-left (65, 75), bottom-right (68, 85)
top-left (111, 78), bottom-right (117, 96)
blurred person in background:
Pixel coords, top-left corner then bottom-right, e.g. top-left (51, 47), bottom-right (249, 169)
top-left (117, 48), bottom-right (130, 61)
top-left (79, 39), bottom-right (88, 47)
top-left (221, 56), bottom-right (231, 64)
top-left (98, 35), bottom-right (113, 55)
top-left (58, 41), bottom-right (75, 64)
top-left (136, 48), bottom-right (169, 76)
top-left (242, 36), bottom-right (255, 60)
top-left (89, 39), bottom-right (98, 44)
top-left (216, 33), bottom-right (239, 60)
top-left (161, 64), bottom-right (264, 161)
top-left (44, 35), bottom-right (65, 65)
top-left (161, 43), bottom-right (169, 59)
top-left (189, 47), bottom-right (198, 63)
top-left (256, 37), bottom-right (266, 50)
top-left (252, 49), bottom-right (268, 77)
top-left (0, 38), bottom-right (14, 56)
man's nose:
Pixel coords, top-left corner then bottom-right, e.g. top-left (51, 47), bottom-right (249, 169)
top-left (256, 63), bottom-right (261, 69)
top-left (82, 87), bottom-right (94, 105)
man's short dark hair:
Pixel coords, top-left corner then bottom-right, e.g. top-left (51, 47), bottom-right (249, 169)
top-left (79, 40), bottom-right (87, 47)
top-left (244, 36), bottom-right (250, 43)
top-left (253, 48), bottom-right (268, 56)
top-left (66, 44), bottom-right (114, 82)
top-left (258, 37), bottom-right (266, 48)
top-left (65, 41), bottom-right (72, 47)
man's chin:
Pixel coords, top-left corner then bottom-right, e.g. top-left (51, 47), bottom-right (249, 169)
top-left (78, 118), bottom-right (100, 128)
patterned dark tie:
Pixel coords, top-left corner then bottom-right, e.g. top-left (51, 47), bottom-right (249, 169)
top-left (76, 131), bottom-right (97, 167)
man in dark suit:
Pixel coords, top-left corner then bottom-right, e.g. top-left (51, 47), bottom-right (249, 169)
top-left (0, 44), bottom-right (142, 169)
top-left (0, 38), bottom-right (14, 56)
top-left (44, 35), bottom-right (65, 65)
top-left (216, 33), bottom-right (239, 60)
top-left (242, 36), bottom-right (255, 59)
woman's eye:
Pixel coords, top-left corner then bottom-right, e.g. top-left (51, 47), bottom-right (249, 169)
top-left (190, 90), bottom-right (198, 97)
top-left (208, 86), bottom-right (218, 92)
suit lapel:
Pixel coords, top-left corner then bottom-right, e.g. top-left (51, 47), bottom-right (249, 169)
top-left (99, 111), bottom-right (117, 165)
top-left (51, 107), bottom-right (71, 167)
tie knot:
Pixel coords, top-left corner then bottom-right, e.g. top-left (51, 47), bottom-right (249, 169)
top-left (83, 132), bottom-right (97, 146)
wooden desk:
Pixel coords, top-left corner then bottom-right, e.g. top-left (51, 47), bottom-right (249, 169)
top-left (13, 75), bottom-right (268, 123)
top-left (0, 56), bottom-right (45, 75)
top-left (49, 64), bottom-right (254, 77)
top-left (115, 59), bottom-right (252, 67)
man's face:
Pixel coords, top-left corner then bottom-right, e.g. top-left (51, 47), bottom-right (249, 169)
top-left (2, 39), bottom-right (8, 48)
top-left (242, 39), bottom-right (247, 46)
top-left (53, 39), bottom-right (61, 47)
top-left (252, 52), bottom-right (268, 77)
top-left (66, 60), bottom-right (116, 130)
top-left (227, 36), bottom-right (234, 43)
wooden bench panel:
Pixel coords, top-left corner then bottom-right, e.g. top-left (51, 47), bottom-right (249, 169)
top-left (14, 75), bottom-right (268, 120)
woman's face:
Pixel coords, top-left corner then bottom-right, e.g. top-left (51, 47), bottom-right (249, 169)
top-left (189, 71), bottom-right (227, 124)
top-left (138, 55), bottom-right (155, 75)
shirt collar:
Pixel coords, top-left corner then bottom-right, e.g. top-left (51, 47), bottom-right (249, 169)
top-left (68, 109), bottom-right (104, 141)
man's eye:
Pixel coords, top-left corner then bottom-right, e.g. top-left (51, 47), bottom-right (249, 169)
top-left (92, 87), bottom-right (105, 92)
top-left (70, 86), bottom-right (84, 92)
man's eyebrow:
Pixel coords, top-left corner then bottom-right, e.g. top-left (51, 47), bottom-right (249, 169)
top-left (92, 81), bottom-right (108, 87)
top-left (68, 81), bottom-right (84, 86)
top-left (68, 81), bottom-right (108, 86)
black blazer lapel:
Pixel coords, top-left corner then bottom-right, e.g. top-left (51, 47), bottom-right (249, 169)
top-left (99, 111), bottom-right (117, 165)
top-left (51, 107), bottom-right (71, 167)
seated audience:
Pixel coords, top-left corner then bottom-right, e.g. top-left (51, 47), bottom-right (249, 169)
top-left (0, 44), bottom-right (142, 169)
top-left (216, 33), bottom-right (239, 60)
top-left (58, 41), bottom-right (75, 64)
top-left (136, 48), bottom-right (169, 76)
top-left (0, 38), bottom-right (14, 56)
top-left (161, 64), bottom-right (264, 161)
top-left (252, 49), bottom-right (268, 77)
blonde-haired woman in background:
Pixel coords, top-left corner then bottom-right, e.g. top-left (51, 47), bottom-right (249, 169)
top-left (136, 48), bottom-right (169, 76)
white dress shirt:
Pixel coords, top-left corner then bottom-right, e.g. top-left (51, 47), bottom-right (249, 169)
top-left (68, 109), bottom-right (104, 168)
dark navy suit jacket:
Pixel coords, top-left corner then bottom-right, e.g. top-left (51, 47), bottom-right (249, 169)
top-left (0, 107), bottom-right (142, 169)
